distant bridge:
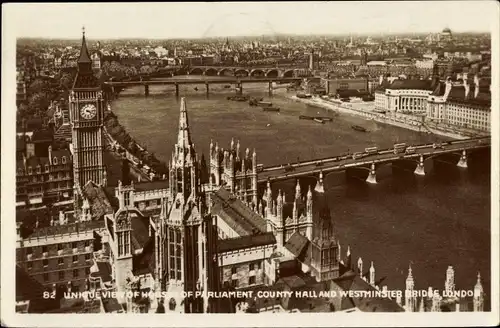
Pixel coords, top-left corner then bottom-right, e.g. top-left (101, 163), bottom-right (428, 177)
top-left (103, 76), bottom-right (303, 97)
top-left (257, 137), bottom-right (491, 184)
top-left (187, 66), bottom-right (311, 78)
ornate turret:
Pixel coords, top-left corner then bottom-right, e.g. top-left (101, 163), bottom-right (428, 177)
top-left (444, 266), bottom-right (455, 295)
top-left (405, 264), bottom-right (416, 312)
top-left (369, 261), bottom-right (375, 285)
top-left (473, 271), bottom-right (484, 312)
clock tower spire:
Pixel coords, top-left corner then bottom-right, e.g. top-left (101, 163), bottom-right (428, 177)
top-left (69, 28), bottom-right (106, 190)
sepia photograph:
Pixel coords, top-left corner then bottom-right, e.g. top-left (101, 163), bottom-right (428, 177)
top-left (1, 1), bottom-right (498, 327)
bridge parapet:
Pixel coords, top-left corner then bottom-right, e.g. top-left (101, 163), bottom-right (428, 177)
top-left (258, 137), bottom-right (490, 184)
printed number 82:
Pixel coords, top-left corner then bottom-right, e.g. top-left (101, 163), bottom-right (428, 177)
top-left (43, 291), bottom-right (56, 299)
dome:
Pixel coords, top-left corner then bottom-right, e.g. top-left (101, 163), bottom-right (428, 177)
top-left (442, 27), bottom-right (452, 34)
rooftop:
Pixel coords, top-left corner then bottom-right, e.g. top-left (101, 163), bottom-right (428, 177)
top-left (82, 181), bottom-right (115, 219)
top-left (217, 232), bottom-right (276, 253)
top-left (210, 187), bottom-right (267, 236)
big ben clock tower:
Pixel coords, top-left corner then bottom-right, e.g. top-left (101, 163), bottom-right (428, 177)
top-left (69, 27), bottom-right (106, 188)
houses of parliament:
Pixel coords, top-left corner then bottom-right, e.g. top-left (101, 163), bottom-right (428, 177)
top-left (15, 30), bottom-right (486, 314)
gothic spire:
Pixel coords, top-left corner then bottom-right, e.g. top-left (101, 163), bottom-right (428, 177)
top-left (78, 26), bottom-right (92, 67)
top-left (177, 97), bottom-right (193, 149)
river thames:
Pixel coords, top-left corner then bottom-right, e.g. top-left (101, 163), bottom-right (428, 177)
top-left (112, 77), bottom-right (490, 309)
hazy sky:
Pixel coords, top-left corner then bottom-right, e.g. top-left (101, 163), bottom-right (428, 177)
top-left (4, 2), bottom-right (498, 39)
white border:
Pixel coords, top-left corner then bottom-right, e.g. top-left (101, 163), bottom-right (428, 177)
top-left (1, 2), bottom-right (499, 327)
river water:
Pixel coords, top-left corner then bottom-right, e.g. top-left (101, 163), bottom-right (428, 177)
top-left (112, 76), bottom-right (491, 310)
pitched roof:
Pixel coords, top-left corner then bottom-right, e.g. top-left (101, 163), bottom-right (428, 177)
top-left (387, 79), bottom-right (433, 91)
top-left (284, 232), bottom-right (310, 264)
top-left (210, 187), bottom-right (267, 236)
top-left (82, 181), bottom-right (115, 219)
top-left (133, 236), bottom-right (156, 277)
top-left (332, 271), bottom-right (404, 312)
top-left (217, 232), bottom-right (276, 253)
top-left (133, 180), bottom-right (169, 192)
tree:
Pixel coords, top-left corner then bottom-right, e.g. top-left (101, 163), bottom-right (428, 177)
top-left (28, 92), bottom-right (50, 115)
top-left (28, 79), bottom-right (50, 95)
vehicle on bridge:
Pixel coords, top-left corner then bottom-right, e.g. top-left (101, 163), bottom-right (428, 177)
top-left (353, 152), bottom-right (367, 160)
top-left (394, 143), bottom-right (407, 154)
top-left (284, 164), bottom-right (295, 172)
top-left (405, 146), bottom-right (416, 154)
top-left (316, 161), bottom-right (324, 167)
top-left (257, 164), bottom-right (264, 173)
top-left (433, 142), bottom-right (444, 149)
top-left (365, 147), bottom-right (378, 155)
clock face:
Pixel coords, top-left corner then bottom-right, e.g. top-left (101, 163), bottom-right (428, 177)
top-left (80, 104), bottom-right (97, 120)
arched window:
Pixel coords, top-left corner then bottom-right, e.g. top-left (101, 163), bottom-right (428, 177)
top-left (36, 165), bottom-right (41, 174)
top-left (28, 166), bottom-right (32, 175)
top-left (53, 157), bottom-right (58, 165)
top-left (62, 156), bottom-right (66, 164)
top-left (44, 164), bottom-right (49, 172)
top-left (169, 298), bottom-right (176, 311)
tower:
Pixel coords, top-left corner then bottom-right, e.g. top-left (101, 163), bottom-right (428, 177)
top-left (69, 27), bottom-right (106, 189)
top-left (473, 272), bottom-right (484, 312)
top-left (405, 265), bottom-right (416, 312)
top-left (444, 266), bottom-right (456, 295)
top-left (114, 209), bottom-right (133, 295)
top-left (164, 98), bottom-right (216, 313)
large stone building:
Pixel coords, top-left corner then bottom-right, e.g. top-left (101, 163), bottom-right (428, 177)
top-left (16, 145), bottom-right (74, 208)
top-left (374, 78), bottom-right (436, 114)
top-left (426, 75), bottom-right (491, 132)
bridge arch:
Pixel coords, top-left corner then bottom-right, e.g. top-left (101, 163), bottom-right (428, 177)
top-left (283, 70), bottom-right (294, 78)
top-left (250, 69), bottom-right (265, 77)
top-left (266, 69), bottom-right (279, 78)
top-left (205, 68), bottom-right (218, 76)
top-left (234, 69), bottom-right (249, 77)
top-left (189, 67), bottom-right (204, 75)
top-left (218, 68), bottom-right (234, 77)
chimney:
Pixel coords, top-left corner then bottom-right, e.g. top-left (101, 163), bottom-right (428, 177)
top-left (474, 75), bottom-right (480, 98)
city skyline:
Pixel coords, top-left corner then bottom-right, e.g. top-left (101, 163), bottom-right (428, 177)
top-left (5, 2), bottom-right (498, 39)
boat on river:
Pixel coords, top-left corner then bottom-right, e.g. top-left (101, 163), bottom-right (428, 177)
top-left (351, 125), bottom-right (367, 132)
top-left (263, 107), bottom-right (280, 112)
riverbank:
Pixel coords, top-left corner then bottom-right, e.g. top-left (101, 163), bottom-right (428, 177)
top-left (289, 96), bottom-right (472, 140)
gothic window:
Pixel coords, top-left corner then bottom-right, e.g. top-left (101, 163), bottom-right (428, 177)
top-left (45, 164), bottom-right (49, 172)
top-left (62, 156), bottom-right (66, 164)
top-left (124, 192), bottom-right (130, 207)
top-left (28, 167), bottom-right (32, 175)
top-left (53, 157), bottom-right (58, 165)
top-left (118, 233), bottom-right (124, 256)
top-left (124, 233), bottom-right (130, 255)
top-left (36, 165), bottom-right (41, 174)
